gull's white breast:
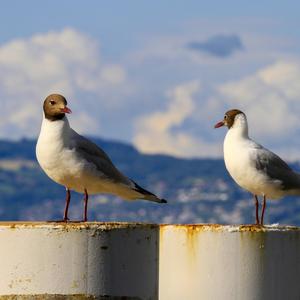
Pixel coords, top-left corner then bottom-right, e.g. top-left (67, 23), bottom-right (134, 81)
top-left (36, 118), bottom-right (133, 196)
top-left (224, 130), bottom-right (283, 199)
top-left (36, 118), bottom-right (86, 191)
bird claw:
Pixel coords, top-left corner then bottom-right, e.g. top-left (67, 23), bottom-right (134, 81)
top-left (53, 218), bottom-right (70, 223)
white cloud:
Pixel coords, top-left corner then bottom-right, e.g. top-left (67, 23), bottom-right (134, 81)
top-left (133, 59), bottom-right (300, 159)
top-left (1, 25), bottom-right (300, 161)
top-left (218, 60), bottom-right (300, 139)
top-left (133, 81), bottom-right (221, 157)
top-left (258, 61), bottom-right (300, 99)
top-left (0, 28), bottom-right (128, 139)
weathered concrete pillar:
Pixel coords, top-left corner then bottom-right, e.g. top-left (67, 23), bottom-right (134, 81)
top-left (159, 224), bottom-right (300, 300)
top-left (0, 222), bottom-right (159, 300)
top-left (0, 223), bottom-right (300, 300)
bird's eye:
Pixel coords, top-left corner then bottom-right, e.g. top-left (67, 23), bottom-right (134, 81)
top-left (224, 115), bottom-right (227, 119)
top-left (49, 100), bottom-right (56, 105)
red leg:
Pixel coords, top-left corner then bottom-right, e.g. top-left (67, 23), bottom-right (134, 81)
top-left (83, 189), bottom-right (89, 222)
top-left (254, 194), bottom-right (259, 225)
top-left (260, 195), bottom-right (267, 225)
top-left (63, 187), bottom-right (71, 222)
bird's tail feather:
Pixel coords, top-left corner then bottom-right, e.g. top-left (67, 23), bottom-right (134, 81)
top-left (132, 181), bottom-right (167, 203)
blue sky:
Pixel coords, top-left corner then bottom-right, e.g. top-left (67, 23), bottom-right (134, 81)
top-left (1, 1), bottom-right (300, 158)
top-left (2, 1), bottom-right (300, 48)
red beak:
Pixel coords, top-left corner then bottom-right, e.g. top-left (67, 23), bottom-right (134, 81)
top-left (214, 121), bottom-right (224, 128)
top-left (61, 106), bottom-right (72, 114)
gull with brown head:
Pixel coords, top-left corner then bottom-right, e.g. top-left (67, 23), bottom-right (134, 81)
top-left (36, 94), bottom-right (167, 222)
top-left (215, 109), bottom-right (300, 225)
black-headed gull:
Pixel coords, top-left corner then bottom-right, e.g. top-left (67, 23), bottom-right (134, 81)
top-left (36, 94), bottom-right (167, 222)
top-left (215, 109), bottom-right (300, 225)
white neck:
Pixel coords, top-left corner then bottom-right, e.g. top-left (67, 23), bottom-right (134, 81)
top-left (227, 113), bottom-right (249, 139)
top-left (38, 115), bottom-right (71, 145)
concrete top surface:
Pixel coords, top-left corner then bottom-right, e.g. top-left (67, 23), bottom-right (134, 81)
top-left (0, 222), bottom-right (299, 232)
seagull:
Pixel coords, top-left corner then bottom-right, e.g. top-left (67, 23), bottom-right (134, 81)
top-left (215, 109), bottom-right (300, 225)
top-left (36, 94), bottom-right (167, 222)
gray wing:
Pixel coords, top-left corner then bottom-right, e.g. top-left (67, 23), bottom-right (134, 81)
top-left (255, 145), bottom-right (300, 190)
top-left (70, 130), bottom-right (131, 185)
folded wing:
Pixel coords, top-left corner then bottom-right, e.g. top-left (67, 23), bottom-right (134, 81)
top-left (255, 147), bottom-right (300, 191)
top-left (70, 130), bottom-right (132, 186)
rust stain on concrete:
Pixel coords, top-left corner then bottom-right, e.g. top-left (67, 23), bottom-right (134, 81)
top-left (160, 224), bottom-right (223, 232)
top-left (0, 222), bottom-right (299, 232)
top-left (159, 223), bottom-right (300, 264)
top-left (0, 222), bottom-right (159, 232)
top-left (160, 223), bottom-right (300, 233)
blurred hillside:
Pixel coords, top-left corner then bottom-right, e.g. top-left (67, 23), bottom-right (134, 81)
top-left (0, 138), bottom-right (300, 225)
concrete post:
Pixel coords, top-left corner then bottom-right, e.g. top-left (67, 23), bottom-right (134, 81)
top-left (159, 224), bottom-right (300, 300)
top-left (0, 223), bottom-right (299, 300)
top-left (0, 222), bottom-right (159, 300)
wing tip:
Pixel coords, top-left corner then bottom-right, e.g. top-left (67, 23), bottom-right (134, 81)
top-left (132, 180), bottom-right (167, 203)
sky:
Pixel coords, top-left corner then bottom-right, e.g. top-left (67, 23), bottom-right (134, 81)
top-left (1, 1), bottom-right (300, 159)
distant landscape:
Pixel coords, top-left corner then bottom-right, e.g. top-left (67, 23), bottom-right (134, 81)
top-left (1, 138), bottom-right (300, 225)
